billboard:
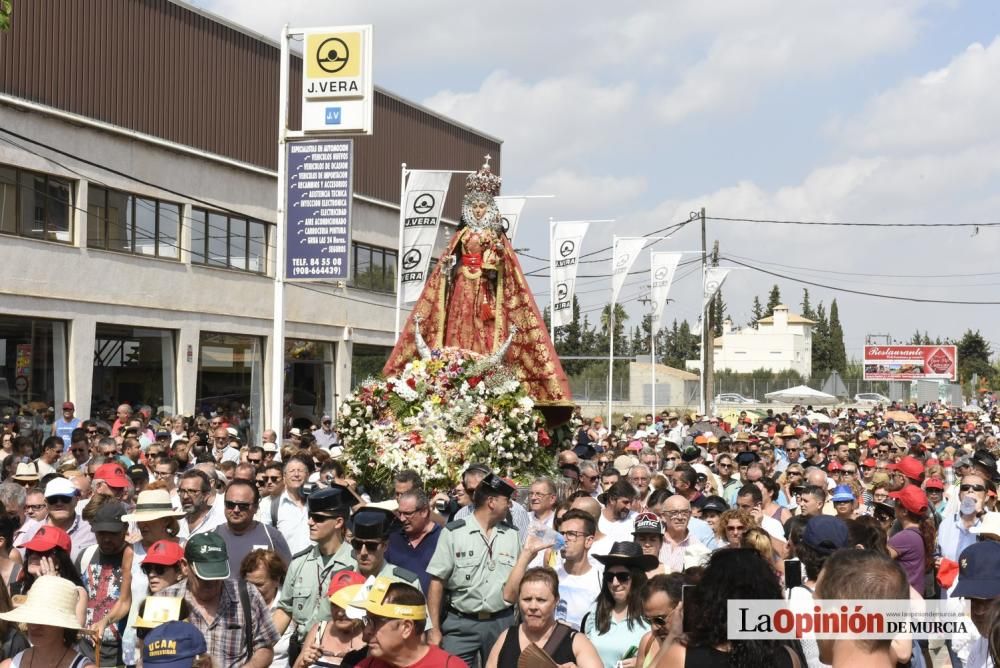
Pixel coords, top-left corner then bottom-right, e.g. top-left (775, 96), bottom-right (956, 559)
top-left (863, 345), bottom-right (958, 382)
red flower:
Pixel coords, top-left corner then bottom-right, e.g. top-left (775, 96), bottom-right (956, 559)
top-left (406, 377), bottom-right (417, 390)
top-left (410, 432), bottom-right (423, 445)
top-left (538, 429), bottom-right (551, 447)
top-left (468, 376), bottom-right (482, 388)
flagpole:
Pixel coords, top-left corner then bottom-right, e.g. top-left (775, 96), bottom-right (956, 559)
top-left (651, 317), bottom-right (656, 418)
top-left (549, 217), bottom-right (555, 333)
top-left (394, 163), bottom-right (407, 340)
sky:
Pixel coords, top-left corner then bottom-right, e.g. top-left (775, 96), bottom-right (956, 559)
top-left (196, 0), bottom-right (1000, 361)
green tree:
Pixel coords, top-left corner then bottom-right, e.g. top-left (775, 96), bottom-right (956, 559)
top-left (599, 303), bottom-right (630, 356)
top-left (750, 295), bottom-right (764, 329)
top-left (766, 285), bottom-right (782, 317)
top-left (800, 289), bottom-right (814, 320)
top-left (580, 315), bottom-right (598, 356)
top-left (0, 1), bottom-right (11, 32)
top-left (956, 330), bottom-right (995, 384)
top-left (812, 302), bottom-right (831, 376)
top-left (828, 299), bottom-right (847, 375)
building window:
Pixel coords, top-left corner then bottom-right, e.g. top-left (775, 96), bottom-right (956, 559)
top-left (352, 242), bottom-right (397, 293)
top-left (0, 164), bottom-right (73, 243)
top-left (92, 324), bottom-right (176, 419)
top-left (196, 332), bottom-right (263, 443)
top-left (86, 185), bottom-right (180, 259)
top-left (190, 208), bottom-right (269, 274)
top-left (285, 339), bottom-right (335, 429)
top-left (0, 315), bottom-right (69, 445)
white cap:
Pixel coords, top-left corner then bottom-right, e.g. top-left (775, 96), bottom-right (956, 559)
top-left (44, 477), bottom-right (78, 498)
top-left (262, 442), bottom-right (279, 453)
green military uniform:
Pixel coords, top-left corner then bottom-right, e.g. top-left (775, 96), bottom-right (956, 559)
top-left (426, 472), bottom-right (521, 667)
top-left (279, 539), bottom-right (357, 643)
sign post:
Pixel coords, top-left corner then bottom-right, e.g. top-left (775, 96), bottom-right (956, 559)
top-left (271, 24), bottom-right (373, 437)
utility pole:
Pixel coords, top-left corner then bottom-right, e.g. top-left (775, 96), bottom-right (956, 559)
top-left (701, 207), bottom-right (714, 415)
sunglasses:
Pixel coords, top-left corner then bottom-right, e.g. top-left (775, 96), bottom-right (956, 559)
top-left (643, 613), bottom-right (671, 628)
top-left (224, 500), bottom-right (253, 511)
top-left (604, 571), bottom-right (631, 584)
top-left (351, 539), bottom-right (383, 553)
top-left (247, 458), bottom-right (263, 465)
top-left (47, 495), bottom-right (74, 506)
top-left (25, 504), bottom-right (46, 513)
top-left (309, 512), bottom-right (338, 523)
top-left (961, 484), bottom-right (987, 493)
top-left (141, 563), bottom-right (175, 576)
top-left (261, 475), bottom-right (281, 483)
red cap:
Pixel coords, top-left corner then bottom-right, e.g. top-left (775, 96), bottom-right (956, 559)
top-left (867, 438), bottom-right (877, 447)
top-left (890, 484), bottom-right (928, 515)
top-left (863, 457), bottom-right (877, 468)
top-left (888, 456), bottom-right (924, 481)
top-left (924, 477), bottom-right (945, 491)
top-left (925, 458), bottom-right (939, 469)
top-left (94, 463), bottom-right (131, 489)
top-left (327, 569), bottom-right (366, 597)
top-left (24, 525), bottom-right (72, 553)
top-left (941, 460), bottom-right (954, 469)
top-left (142, 540), bottom-right (185, 566)
top-left (827, 460), bottom-right (843, 471)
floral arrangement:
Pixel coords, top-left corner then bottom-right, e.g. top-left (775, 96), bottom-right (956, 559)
top-left (337, 346), bottom-right (553, 492)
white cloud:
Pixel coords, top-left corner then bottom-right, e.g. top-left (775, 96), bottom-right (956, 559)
top-left (655, 1), bottom-right (924, 124)
top-left (834, 37), bottom-right (1000, 155)
top-left (424, 71), bottom-right (639, 177)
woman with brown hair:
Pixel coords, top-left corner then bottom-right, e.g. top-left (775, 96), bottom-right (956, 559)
top-left (487, 567), bottom-right (601, 668)
top-left (715, 508), bottom-right (755, 547)
top-left (242, 549), bottom-right (293, 668)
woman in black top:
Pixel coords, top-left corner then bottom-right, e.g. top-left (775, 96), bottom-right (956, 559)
top-left (660, 548), bottom-right (802, 668)
top-left (485, 567), bottom-right (602, 668)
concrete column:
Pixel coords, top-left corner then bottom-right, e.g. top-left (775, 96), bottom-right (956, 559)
top-left (74, 178), bottom-right (88, 248)
top-left (179, 203), bottom-right (193, 265)
top-left (336, 333), bottom-right (353, 416)
top-left (68, 315), bottom-right (96, 418)
top-left (176, 327), bottom-right (200, 416)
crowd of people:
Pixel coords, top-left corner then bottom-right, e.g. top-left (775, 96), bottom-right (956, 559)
top-left (3, 399), bottom-right (1000, 667)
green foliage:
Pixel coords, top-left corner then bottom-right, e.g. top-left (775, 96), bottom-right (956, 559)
top-left (0, 1), bottom-right (11, 32)
top-left (956, 330), bottom-right (995, 384)
top-left (766, 285), bottom-right (782, 317)
top-left (750, 296), bottom-right (763, 329)
top-left (828, 299), bottom-right (847, 376)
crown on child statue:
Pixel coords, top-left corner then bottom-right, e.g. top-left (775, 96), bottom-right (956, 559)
top-left (465, 155), bottom-right (502, 197)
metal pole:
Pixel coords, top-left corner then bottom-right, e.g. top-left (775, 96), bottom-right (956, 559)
top-left (393, 163), bottom-right (407, 339)
top-left (269, 25), bottom-right (291, 437)
top-left (608, 236), bottom-right (617, 428)
top-left (549, 218), bottom-right (555, 335)
top-left (651, 324), bottom-right (656, 418)
top-left (699, 209), bottom-right (707, 415)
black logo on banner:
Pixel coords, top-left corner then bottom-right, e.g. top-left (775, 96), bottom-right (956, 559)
top-left (654, 266), bottom-right (669, 281)
top-left (402, 249), bottom-right (422, 271)
top-left (559, 240), bottom-right (575, 258)
top-left (705, 280), bottom-right (720, 298)
top-left (413, 194), bottom-right (435, 215)
top-left (616, 254), bottom-right (630, 270)
top-left (556, 283), bottom-right (569, 301)
top-left (501, 217), bottom-right (511, 234)
top-left (317, 38), bottom-right (350, 73)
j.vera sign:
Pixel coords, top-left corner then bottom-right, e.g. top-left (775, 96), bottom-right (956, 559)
top-left (863, 345), bottom-right (958, 382)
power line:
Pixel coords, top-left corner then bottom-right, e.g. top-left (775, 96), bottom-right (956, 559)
top-left (724, 251), bottom-right (1000, 280)
top-left (721, 256), bottom-right (1000, 305)
top-left (708, 215), bottom-right (1000, 228)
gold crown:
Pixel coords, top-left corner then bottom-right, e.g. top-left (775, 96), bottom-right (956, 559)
top-left (465, 155), bottom-right (502, 197)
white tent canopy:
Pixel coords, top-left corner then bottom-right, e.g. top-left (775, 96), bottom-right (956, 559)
top-left (764, 385), bottom-right (839, 405)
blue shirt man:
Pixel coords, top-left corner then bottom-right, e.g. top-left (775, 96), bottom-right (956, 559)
top-left (385, 490), bottom-right (442, 593)
top-left (53, 402), bottom-right (81, 452)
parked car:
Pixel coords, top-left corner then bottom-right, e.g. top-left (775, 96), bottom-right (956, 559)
top-left (714, 393), bottom-right (757, 405)
top-left (854, 392), bottom-right (891, 405)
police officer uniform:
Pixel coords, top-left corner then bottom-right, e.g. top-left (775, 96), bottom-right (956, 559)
top-left (278, 486), bottom-right (357, 650)
top-left (427, 472), bottom-right (521, 666)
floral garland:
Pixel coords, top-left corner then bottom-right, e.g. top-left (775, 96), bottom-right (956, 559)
top-left (337, 347), bottom-right (553, 492)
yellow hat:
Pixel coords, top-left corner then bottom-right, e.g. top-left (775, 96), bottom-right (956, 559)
top-left (134, 596), bottom-right (184, 629)
top-left (349, 576), bottom-right (426, 620)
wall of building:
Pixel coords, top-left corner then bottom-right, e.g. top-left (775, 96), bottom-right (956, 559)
top-left (714, 327), bottom-right (812, 376)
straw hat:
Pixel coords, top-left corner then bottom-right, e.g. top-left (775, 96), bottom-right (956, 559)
top-left (121, 490), bottom-right (185, 523)
top-left (12, 462), bottom-right (39, 482)
top-left (0, 575), bottom-right (82, 629)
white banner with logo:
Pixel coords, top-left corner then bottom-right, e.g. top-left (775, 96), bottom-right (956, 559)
top-left (611, 238), bottom-right (647, 305)
top-left (650, 252), bottom-right (682, 331)
top-left (399, 171), bottom-right (452, 304)
top-left (550, 222), bottom-right (590, 329)
top-left (703, 266), bottom-right (731, 308)
top-left (495, 196), bottom-right (527, 241)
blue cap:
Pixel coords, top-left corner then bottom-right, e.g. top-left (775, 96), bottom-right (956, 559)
top-left (830, 485), bottom-right (855, 503)
top-left (953, 542), bottom-right (1000, 599)
top-left (801, 516), bottom-right (849, 556)
top-left (142, 621), bottom-right (207, 667)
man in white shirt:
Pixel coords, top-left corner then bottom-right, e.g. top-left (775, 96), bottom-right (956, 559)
top-left (598, 480), bottom-right (638, 543)
top-left (527, 477), bottom-right (558, 529)
top-left (176, 469), bottom-right (225, 539)
top-left (257, 454), bottom-right (311, 553)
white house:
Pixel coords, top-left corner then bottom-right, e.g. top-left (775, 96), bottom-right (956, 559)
top-left (712, 305), bottom-right (815, 376)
